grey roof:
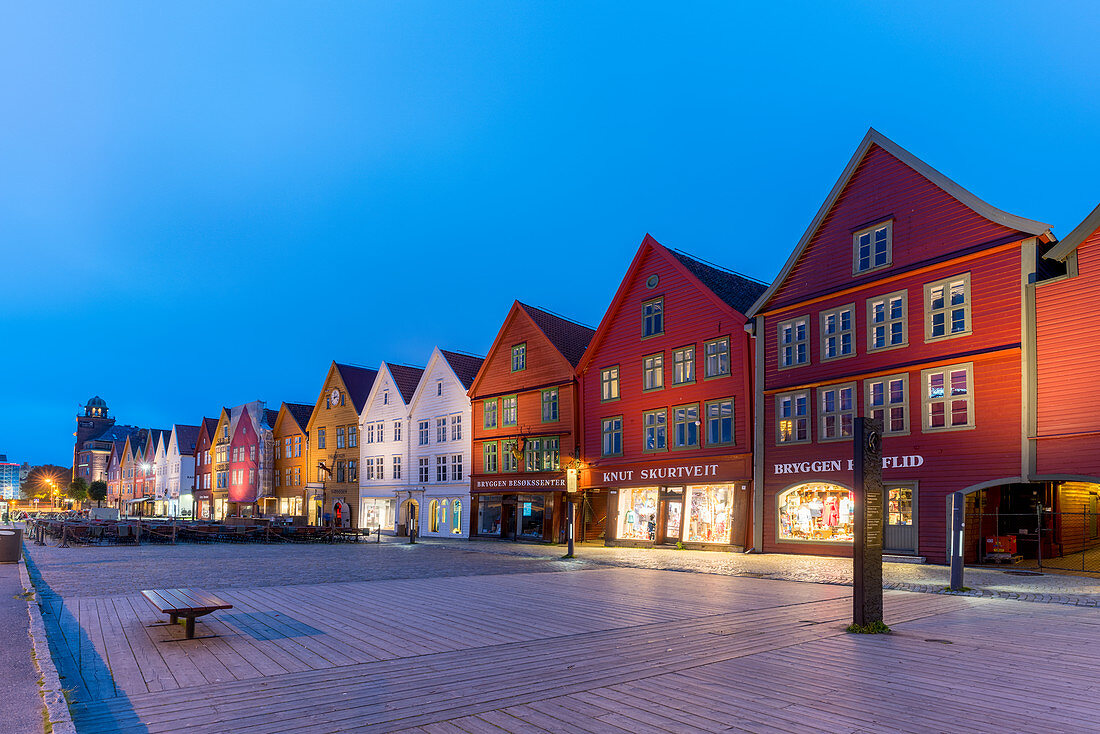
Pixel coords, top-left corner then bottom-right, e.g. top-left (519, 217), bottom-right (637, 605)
top-left (201, 416), bottom-right (220, 440)
top-left (440, 350), bottom-right (485, 389)
top-left (335, 363), bottom-right (379, 414)
top-left (282, 402), bottom-right (314, 433)
top-left (387, 363), bottom-right (425, 404)
top-left (173, 425), bottom-right (201, 454)
top-left (518, 303), bottom-right (596, 368)
top-left (262, 408), bottom-right (279, 430)
top-left (668, 249), bottom-right (768, 316)
top-left (1045, 202), bottom-right (1100, 262)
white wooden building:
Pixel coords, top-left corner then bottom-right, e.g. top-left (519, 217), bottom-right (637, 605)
top-left (357, 361), bottom-right (424, 534)
top-left (405, 348), bottom-right (484, 538)
top-left (165, 424), bottom-right (199, 518)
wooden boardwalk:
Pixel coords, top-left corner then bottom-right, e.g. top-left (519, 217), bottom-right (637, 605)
top-left (44, 567), bottom-right (1100, 733)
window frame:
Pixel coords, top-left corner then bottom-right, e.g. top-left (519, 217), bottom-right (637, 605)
top-left (641, 296), bottom-right (665, 339)
top-left (819, 304), bottom-right (856, 362)
top-left (501, 395), bottom-right (519, 427)
top-left (541, 388), bottom-right (559, 423)
top-left (777, 316), bottom-right (810, 369)
top-left (704, 397), bottom-right (735, 447)
top-left (864, 373), bottom-right (910, 436)
top-left (816, 382), bottom-right (857, 442)
top-left (703, 337), bottom-right (731, 379)
top-left (601, 416), bottom-right (624, 457)
top-left (511, 342), bottom-right (527, 372)
top-left (866, 289), bottom-right (909, 353)
top-left (921, 362), bottom-right (976, 432)
top-left (642, 352), bottom-right (664, 392)
top-left (672, 344), bottom-right (696, 386)
top-left (483, 441), bottom-right (499, 473)
top-left (924, 272), bottom-right (973, 343)
top-left (600, 366), bottom-right (620, 402)
top-left (775, 389), bottom-right (811, 445)
top-left (483, 400), bottom-right (498, 430)
top-left (852, 220), bottom-right (893, 275)
top-left (642, 408), bottom-right (667, 453)
top-left (671, 402), bottom-right (700, 450)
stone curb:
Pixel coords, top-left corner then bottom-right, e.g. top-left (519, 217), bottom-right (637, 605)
top-left (19, 547), bottom-right (77, 734)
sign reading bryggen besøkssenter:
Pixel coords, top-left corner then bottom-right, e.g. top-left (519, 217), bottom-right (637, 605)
top-left (772, 455), bottom-right (924, 476)
top-left (473, 475), bottom-right (567, 491)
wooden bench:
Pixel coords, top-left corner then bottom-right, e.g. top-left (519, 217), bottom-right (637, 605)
top-left (140, 589), bottom-right (233, 639)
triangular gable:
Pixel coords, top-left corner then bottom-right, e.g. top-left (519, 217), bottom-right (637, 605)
top-left (748, 128), bottom-right (1052, 317)
top-left (577, 234), bottom-right (765, 375)
top-left (467, 302), bottom-right (569, 395)
top-left (407, 347), bottom-right (473, 413)
top-left (440, 350), bottom-right (485, 390)
top-left (1045, 202), bottom-right (1100, 262)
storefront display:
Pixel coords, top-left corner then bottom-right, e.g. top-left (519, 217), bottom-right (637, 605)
top-left (478, 494), bottom-right (503, 535)
top-left (888, 487), bottom-right (912, 526)
top-left (517, 495), bottom-right (545, 539)
top-left (360, 498), bottom-right (393, 531)
top-left (618, 487), bottom-right (658, 541)
top-left (778, 483), bottom-right (854, 542)
top-left (685, 485), bottom-right (735, 543)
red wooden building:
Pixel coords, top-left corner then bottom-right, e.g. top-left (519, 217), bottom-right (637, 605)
top-left (747, 129), bottom-right (1055, 563)
top-left (577, 235), bottom-right (766, 549)
top-left (192, 416), bottom-right (217, 521)
top-left (467, 301), bottom-right (595, 543)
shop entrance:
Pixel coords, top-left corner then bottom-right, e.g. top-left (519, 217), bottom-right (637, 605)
top-left (656, 488), bottom-right (685, 545)
top-left (884, 485), bottom-right (918, 554)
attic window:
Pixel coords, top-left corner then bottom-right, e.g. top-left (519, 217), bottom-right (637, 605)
top-left (383, 391), bottom-right (389, 405)
top-left (437, 381), bottom-right (443, 397)
top-left (853, 221), bottom-right (892, 274)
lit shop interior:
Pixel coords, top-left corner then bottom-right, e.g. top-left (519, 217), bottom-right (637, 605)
top-left (615, 484), bottom-right (739, 546)
top-left (776, 482), bottom-right (914, 545)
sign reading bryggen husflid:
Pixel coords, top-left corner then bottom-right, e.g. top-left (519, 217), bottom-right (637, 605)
top-left (746, 128), bottom-right (1059, 563)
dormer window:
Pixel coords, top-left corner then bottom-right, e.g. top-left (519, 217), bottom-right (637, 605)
top-left (853, 221), bottom-right (892, 274)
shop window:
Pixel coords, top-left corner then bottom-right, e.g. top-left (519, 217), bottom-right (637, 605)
top-left (853, 221), bottom-right (892, 274)
top-left (602, 417), bottom-right (623, 457)
top-left (483, 442), bottom-right (498, 473)
top-left (502, 395), bottom-right (519, 427)
top-left (601, 366), bottom-right (620, 402)
top-left (704, 338), bottom-right (730, 378)
top-left (922, 363), bottom-right (974, 431)
top-left (818, 383), bottom-right (855, 441)
top-left (820, 305), bottom-right (855, 360)
top-left (541, 389), bottom-right (559, 422)
top-left (477, 495), bottom-right (503, 536)
top-left (502, 440), bottom-right (519, 472)
top-left (672, 404), bottom-right (700, 449)
top-left (866, 374), bottom-right (908, 435)
top-left (643, 409), bottom-right (667, 452)
top-left (776, 390), bottom-right (810, 444)
top-left (888, 487), bottom-right (913, 526)
top-left (452, 499), bottom-right (463, 535)
top-left (705, 399), bottom-right (734, 446)
top-left (686, 485), bottom-right (735, 543)
top-left (518, 495), bottom-right (545, 539)
top-left (618, 487), bottom-right (657, 541)
top-left (429, 499), bottom-right (440, 532)
top-left (511, 342), bottom-right (527, 372)
top-left (925, 273), bottom-right (971, 341)
top-left (778, 317), bottom-right (809, 368)
top-left (672, 346), bottom-right (695, 385)
top-left (867, 291), bottom-right (907, 351)
top-left (643, 353), bottom-right (664, 391)
top-left (483, 401), bottom-right (498, 429)
top-left (642, 297), bottom-right (664, 338)
top-left (778, 483), bottom-right (854, 542)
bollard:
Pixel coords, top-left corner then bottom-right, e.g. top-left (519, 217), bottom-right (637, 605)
top-left (949, 491), bottom-right (965, 591)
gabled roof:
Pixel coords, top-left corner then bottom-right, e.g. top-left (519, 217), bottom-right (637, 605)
top-left (668, 248), bottom-right (768, 315)
top-left (440, 350), bottom-right (485, 390)
top-left (1045, 202), bottom-right (1099, 262)
top-left (280, 402), bottom-right (314, 434)
top-left (334, 363), bottom-right (378, 414)
top-left (388, 363), bottom-right (425, 404)
top-left (201, 416), bottom-right (219, 440)
top-left (262, 408), bottom-right (279, 430)
top-left (172, 424), bottom-right (200, 455)
top-left (86, 425), bottom-right (140, 445)
top-left (747, 128), bottom-right (1052, 317)
top-left (518, 303), bottom-right (596, 368)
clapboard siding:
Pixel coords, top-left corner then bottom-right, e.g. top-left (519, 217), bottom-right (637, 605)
top-left (768, 145), bottom-right (1018, 311)
top-left (579, 242), bottom-right (754, 465)
top-left (1035, 231), bottom-right (1100, 476)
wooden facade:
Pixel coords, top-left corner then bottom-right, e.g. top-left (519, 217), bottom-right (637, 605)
top-left (192, 417), bottom-right (216, 520)
top-left (748, 130), bottom-right (1053, 563)
top-left (272, 402), bottom-right (312, 519)
top-left (468, 302), bottom-right (594, 543)
top-left (577, 236), bottom-right (765, 549)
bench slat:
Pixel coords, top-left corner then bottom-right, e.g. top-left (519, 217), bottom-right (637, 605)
top-left (140, 588), bottom-right (232, 615)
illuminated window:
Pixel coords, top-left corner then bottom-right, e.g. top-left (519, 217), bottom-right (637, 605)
top-left (502, 395), bottom-right (518, 426)
top-left (643, 409), bottom-right (667, 452)
top-left (502, 440), bottom-right (519, 472)
top-left (776, 390), bottom-right (810, 444)
top-left (511, 343), bottom-right (527, 372)
top-left (820, 305), bottom-right (855, 360)
top-left (778, 317), bottom-right (809, 368)
top-left (601, 366), bottom-right (620, 401)
top-left (853, 221), bottom-right (892, 274)
top-left (818, 383), bottom-right (856, 440)
top-left (429, 499), bottom-right (440, 532)
top-left (866, 374), bottom-right (909, 435)
top-left (452, 500), bottom-right (463, 535)
top-left (868, 291), bottom-right (907, 351)
top-left (643, 353), bottom-right (664, 391)
top-left (925, 273), bottom-right (971, 341)
top-left (672, 346), bottom-right (695, 385)
top-left (922, 363), bottom-right (974, 431)
top-left (642, 297), bottom-right (664, 337)
top-left (483, 401), bottom-right (498, 429)
top-left (541, 389), bottom-right (559, 422)
top-left (704, 338), bottom-right (730, 378)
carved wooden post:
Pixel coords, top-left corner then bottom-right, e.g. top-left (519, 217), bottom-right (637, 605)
top-left (853, 416), bottom-right (884, 627)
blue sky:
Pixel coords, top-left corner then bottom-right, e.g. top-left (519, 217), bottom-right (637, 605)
top-left (3, 2), bottom-right (1098, 467)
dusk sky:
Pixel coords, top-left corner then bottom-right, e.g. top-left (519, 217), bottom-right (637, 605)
top-left (3, 2), bottom-right (1098, 467)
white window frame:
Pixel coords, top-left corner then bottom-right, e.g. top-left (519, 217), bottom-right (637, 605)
top-left (672, 345), bottom-right (696, 385)
top-left (852, 220), bottom-right (892, 275)
top-left (921, 362), bottom-right (975, 432)
top-left (867, 290), bottom-right (908, 352)
top-left (924, 272), bottom-right (972, 342)
top-left (817, 382), bottom-right (856, 442)
top-left (777, 316), bottom-right (810, 369)
top-left (865, 373), bottom-right (909, 436)
top-left (643, 352), bottom-right (664, 391)
top-left (776, 389), bottom-right (810, 444)
top-left (819, 304), bottom-right (855, 361)
top-left (601, 366), bottom-right (620, 402)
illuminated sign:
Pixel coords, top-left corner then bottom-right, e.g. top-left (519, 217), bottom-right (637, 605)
top-left (772, 455), bottom-right (924, 476)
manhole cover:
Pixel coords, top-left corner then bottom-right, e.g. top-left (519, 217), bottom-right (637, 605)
top-left (1004, 570), bottom-right (1044, 576)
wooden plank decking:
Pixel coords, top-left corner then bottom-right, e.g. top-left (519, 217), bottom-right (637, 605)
top-left (44, 567), bottom-right (1100, 733)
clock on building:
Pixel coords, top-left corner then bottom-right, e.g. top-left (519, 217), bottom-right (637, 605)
top-left (330, 388), bottom-right (340, 406)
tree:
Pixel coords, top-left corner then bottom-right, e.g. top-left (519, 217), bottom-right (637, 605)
top-left (21, 465), bottom-right (72, 505)
top-left (88, 480), bottom-right (108, 508)
top-left (68, 477), bottom-right (89, 506)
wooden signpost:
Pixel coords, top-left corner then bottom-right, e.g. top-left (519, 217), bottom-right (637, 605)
top-left (852, 416), bottom-right (884, 627)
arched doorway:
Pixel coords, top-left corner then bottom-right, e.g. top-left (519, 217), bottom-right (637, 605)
top-left (399, 499), bottom-right (419, 537)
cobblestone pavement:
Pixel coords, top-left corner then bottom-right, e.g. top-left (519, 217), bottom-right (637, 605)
top-left (21, 532), bottom-right (1100, 606)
